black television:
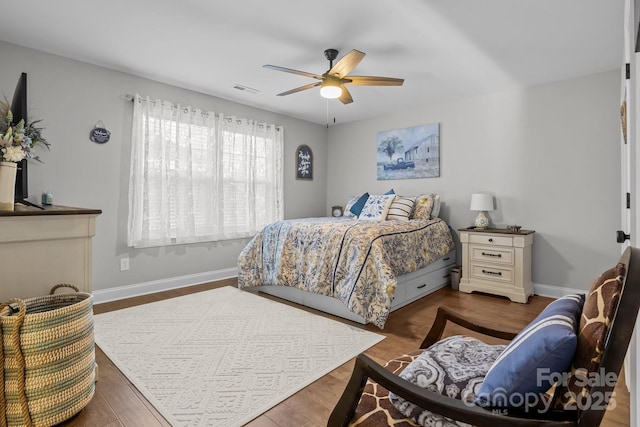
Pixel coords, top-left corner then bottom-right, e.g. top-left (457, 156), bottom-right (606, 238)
top-left (10, 73), bottom-right (31, 204)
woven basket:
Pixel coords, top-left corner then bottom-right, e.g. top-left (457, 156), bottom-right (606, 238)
top-left (0, 284), bottom-right (95, 427)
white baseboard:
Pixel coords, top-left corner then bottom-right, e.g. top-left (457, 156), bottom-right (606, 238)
top-left (93, 267), bottom-right (238, 305)
top-left (533, 282), bottom-right (586, 299)
top-left (93, 274), bottom-right (580, 306)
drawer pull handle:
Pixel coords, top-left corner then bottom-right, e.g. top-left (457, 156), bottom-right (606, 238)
top-left (482, 269), bottom-right (502, 276)
top-left (443, 274), bottom-right (450, 279)
top-left (417, 284), bottom-right (427, 289)
top-left (482, 252), bottom-right (502, 258)
top-left (488, 238), bottom-right (493, 243)
top-left (443, 257), bottom-right (450, 261)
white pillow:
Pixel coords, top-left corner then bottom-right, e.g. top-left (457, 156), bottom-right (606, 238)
top-left (431, 194), bottom-right (441, 218)
top-left (359, 195), bottom-right (396, 221)
top-left (343, 195), bottom-right (358, 218)
top-left (386, 196), bottom-right (416, 221)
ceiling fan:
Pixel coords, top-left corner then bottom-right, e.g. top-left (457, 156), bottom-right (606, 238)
top-left (263, 49), bottom-right (404, 104)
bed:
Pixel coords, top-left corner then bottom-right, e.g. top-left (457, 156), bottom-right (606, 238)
top-left (237, 215), bottom-right (456, 328)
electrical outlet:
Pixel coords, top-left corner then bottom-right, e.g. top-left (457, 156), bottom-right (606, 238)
top-left (120, 257), bottom-right (130, 271)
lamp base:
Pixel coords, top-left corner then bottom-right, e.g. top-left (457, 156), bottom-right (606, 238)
top-left (474, 211), bottom-right (489, 228)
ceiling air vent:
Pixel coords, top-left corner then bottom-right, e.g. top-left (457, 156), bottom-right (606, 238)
top-left (232, 84), bottom-right (260, 94)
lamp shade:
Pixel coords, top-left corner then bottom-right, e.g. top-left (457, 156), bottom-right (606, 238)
top-left (470, 193), bottom-right (494, 211)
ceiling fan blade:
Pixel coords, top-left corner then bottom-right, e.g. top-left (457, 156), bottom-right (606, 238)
top-left (338, 86), bottom-right (353, 104)
top-left (263, 65), bottom-right (322, 80)
top-left (347, 76), bottom-right (404, 86)
top-left (329, 50), bottom-right (366, 78)
top-left (277, 82), bottom-right (322, 96)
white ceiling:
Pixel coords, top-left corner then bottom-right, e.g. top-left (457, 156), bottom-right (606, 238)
top-left (0, 0), bottom-right (626, 126)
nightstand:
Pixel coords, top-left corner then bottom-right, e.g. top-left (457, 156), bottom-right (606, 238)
top-left (458, 227), bottom-right (535, 303)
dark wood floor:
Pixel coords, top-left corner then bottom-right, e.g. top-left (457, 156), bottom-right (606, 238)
top-left (59, 279), bottom-right (630, 426)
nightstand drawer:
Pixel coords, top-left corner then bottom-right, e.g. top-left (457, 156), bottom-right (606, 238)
top-left (470, 263), bottom-right (515, 284)
top-left (470, 245), bottom-right (514, 265)
top-left (469, 234), bottom-right (513, 246)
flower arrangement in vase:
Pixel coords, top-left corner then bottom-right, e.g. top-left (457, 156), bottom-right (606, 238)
top-left (0, 100), bottom-right (49, 162)
top-left (0, 100), bottom-right (50, 210)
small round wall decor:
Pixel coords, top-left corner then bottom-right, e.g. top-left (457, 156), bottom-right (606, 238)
top-left (90, 121), bottom-right (111, 144)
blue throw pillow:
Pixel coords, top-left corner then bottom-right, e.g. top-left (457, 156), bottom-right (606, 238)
top-left (349, 192), bottom-right (370, 217)
top-left (385, 188), bottom-right (395, 195)
top-left (474, 294), bottom-right (585, 408)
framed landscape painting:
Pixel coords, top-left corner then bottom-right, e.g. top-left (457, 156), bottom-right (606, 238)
top-left (376, 122), bottom-right (440, 180)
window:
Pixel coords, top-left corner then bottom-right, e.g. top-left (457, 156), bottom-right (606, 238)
top-left (128, 95), bottom-right (283, 248)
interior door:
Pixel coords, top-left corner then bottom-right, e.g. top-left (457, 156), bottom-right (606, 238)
top-left (623, 1), bottom-right (638, 425)
top-left (620, 70), bottom-right (632, 250)
top-left (621, 1), bottom-right (633, 251)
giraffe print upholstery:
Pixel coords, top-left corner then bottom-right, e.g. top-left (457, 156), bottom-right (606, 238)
top-left (349, 350), bottom-right (421, 427)
top-left (553, 262), bottom-right (625, 409)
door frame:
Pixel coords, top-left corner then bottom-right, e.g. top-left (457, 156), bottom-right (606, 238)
top-left (625, 1), bottom-right (639, 425)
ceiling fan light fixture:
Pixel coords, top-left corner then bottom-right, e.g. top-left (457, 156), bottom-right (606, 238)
top-left (320, 82), bottom-right (342, 99)
top-left (265, 48), bottom-right (403, 105)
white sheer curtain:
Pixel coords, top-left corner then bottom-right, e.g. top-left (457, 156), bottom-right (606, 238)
top-left (128, 95), bottom-right (283, 248)
top-left (217, 114), bottom-right (284, 239)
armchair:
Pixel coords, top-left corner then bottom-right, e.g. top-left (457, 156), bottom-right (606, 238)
top-left (329, 246), bottom-right (640, 427)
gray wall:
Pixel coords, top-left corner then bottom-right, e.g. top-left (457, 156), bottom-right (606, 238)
top-left (327, 71), bottom-right (621, 290)
top-left (0, 41), bottom-right (327, 292)
top-left (0, 40), bottom-right (621, 294)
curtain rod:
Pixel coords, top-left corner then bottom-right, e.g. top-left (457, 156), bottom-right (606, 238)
top-left (123, 94), bottom-right (281, 130)
top-left (123, 93), bottom-right (223, 119)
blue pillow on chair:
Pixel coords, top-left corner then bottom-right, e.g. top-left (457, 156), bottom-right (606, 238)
top-left (349, 193), bottom-right (370, 217)
top-left (474, 294), bottom-right (585, 408)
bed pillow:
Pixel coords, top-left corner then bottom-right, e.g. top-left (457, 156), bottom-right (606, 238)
top-left (474, 294), bottom-right (585, 408)
top-left (389, 336), bottom-right (506, 424)
top-left (385, 188), bottom-right (395, 195)
top-left (359, 194), bottom-right (396, 221)
top-left (553, 263), bottom-right (625, 409)
top-left (349, 192), bottom-right (370, 217)
top-left (430, 194), bottom-right (441, 218)
top-left (411, 194), bottom-right (435, 220)
top-left (386, 196), bottom-right (416, 221)
top-left (343, 195), bottom-right (359, 218)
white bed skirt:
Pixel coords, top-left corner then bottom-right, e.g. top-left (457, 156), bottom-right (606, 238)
top-left (251, 250), bottom-right (456, 324)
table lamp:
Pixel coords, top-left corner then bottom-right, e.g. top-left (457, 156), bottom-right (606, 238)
top-left (470, 193), bottom-right (494, 228)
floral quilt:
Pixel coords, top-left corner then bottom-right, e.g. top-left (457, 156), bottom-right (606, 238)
top-left (237, 217), bottom-right (455, 328)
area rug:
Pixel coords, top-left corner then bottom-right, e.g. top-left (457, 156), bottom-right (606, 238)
top-left (93, 286), bottom-right (385, 426)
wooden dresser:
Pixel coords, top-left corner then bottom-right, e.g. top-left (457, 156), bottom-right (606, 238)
top-left (458, 227), bottom-right (534, 303)
top-left (0, 204), bottom-right (101, 301)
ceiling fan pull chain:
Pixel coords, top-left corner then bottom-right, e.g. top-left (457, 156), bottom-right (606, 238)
top-left (326, 99), bottom-right (329, 128)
